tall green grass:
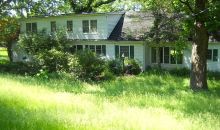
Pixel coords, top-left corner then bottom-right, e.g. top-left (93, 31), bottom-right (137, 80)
top-left (0, 72), bottom-right (219, 130)
top-left (0, 47), bottom-right (8, 61)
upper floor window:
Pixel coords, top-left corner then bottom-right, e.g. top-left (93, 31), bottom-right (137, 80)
top-left (26, 23), bottom-right (37, 33)
top-left (67, 20), bottom-right (73, 31)
top-left (82, 20), bottom-right (97, 33)
top-left (51, 21), bottom-right (56, 32)
top-left (115, 45), bottom-right (134, 59)
top-left (207, 49), bottom-right (218, 61)
top-left (90, 20), bottom-right (97, 33)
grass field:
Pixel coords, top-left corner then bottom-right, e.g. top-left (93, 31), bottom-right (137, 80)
top-left (0, 71), bottom-right (219, 130)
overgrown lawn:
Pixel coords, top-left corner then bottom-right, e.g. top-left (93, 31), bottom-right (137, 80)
top-left (0, 72), bottom-right (219, 130)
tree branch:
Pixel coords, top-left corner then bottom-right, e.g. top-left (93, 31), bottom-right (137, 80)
top-left (93, 0), bottom-right (116, 8)
top-left (179, 0), bottom-right (194, 13)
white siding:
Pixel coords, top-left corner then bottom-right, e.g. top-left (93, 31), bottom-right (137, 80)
top-left (207, 44), bottom-right (220, 71)
top-left (20, 14), bottom-right (123, 40)
top-left (106, 14), bottom-right (122, 38)
top-left (106, 44), bottom-right (115, 59)
top-left (134, 45), bottom-right (144, 69)
top-left (148, 43), bottom-right (220, 72)
top-left (67, 41), bottom-right (145, 69)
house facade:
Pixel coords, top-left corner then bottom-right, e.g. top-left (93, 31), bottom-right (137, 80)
top-left (13, 12), bottom-right (220, 72)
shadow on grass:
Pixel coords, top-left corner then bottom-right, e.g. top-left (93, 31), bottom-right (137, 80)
top-left (0, 100), bottom-right (68, 130)
top-left (1, 65), bottom-right (220, 118)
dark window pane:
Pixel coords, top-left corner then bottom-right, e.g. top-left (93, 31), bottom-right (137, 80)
top-left (77, 45), bottom-right (83, 51)
top-left (213, 49), bottom-right (218, 61)
top-left (69, 45), bottom-right (76, 53)
top-left (130, 46), bottom-right (134, 59)
top-left (90, 20), bottom-right (97, 33)
top-left (160, 47), bottom-right (163, 63)
top-left (96, 45), bottom-right (102, 54)
top-left (177, 53), bottom-right (183, 64)
top-left (115, 45), bottom-right (119, 58)
top-left (89, 45), bottom-right (95, 52)
top-left (120, 46), bottom-right (129, 58)
top-left (151, 47), bottom-right (156, 63)
top-left (164, 47), bottom-right (169, 63)
top-left (67, 20), bottom-right (73, 31)
top-left (51, 21), bottom-right (56, 32)
top-left (170, 48), bottom-right (176, 64)
top-left (26, 23), bottom-right (32, 32)
top-left (32, 23), bottom-right (37, 33)
top-left (82, 20), bottom-right (89, 33)
top-left (207, 49), bottom-right (212, 60)
top-left (102, 45), bottom-right (106, 56)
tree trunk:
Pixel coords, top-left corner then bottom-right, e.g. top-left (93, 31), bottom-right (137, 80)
top-left (190, 0), bottom-right (208, 90)
top-left (6, 41), bottom-right (13, 62)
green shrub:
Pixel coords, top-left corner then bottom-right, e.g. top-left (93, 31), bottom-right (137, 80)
top-left (34, 49), bottom-right (70, 72)
top-left (0, 61), bottom-right (40, 75)
top-left (75, 50), bottom-right (106, 81)
top-left (107, 59), bottom-right (123, 75)
top-left (124, 58), bottom-right (141, 75)
top-left (100, 69), bottom-right (116, 81)
top-left (169, 67), bottom-right (190, 77)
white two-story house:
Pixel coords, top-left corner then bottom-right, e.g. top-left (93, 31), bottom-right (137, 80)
top-left (13, 11), bottom-right (220, 71)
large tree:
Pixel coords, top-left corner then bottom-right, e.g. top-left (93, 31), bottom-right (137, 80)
top-left (0, 17), bottom-right (19, 62)
top-left (177, 0), bottom-right (220, 90)
top-left (68, 0), bottom-right (117, 13)
top-left (139, 0), bottom-right (184, 68)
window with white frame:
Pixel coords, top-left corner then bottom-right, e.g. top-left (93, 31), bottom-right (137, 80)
top-left (51, 21), bottom-right (56, 32)
top-left (70, 45), bottom-right (83, 53)
top-left (151, 47), bottom-right (183, 64)
top-left (207, 49), bottom-right (218, 61)
top-left (67, 20), bottom-right (73, 31)
top-left (85, 45), bottom-right (106, 55)
top-left (26, 23), bottom-right (37, 33)
top-left (115, 45), bottom-right (134, 58)
top-left (82, 20), bottom-right (97, 33)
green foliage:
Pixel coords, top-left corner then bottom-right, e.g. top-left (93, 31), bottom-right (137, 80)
top-left (75, 50), bottom-right (106, 81)
top-left (35, 49), bottom-right (70, 72)
top-left (107, 59), bottom-right (123, 75)
top-left (68, 0), bottom-right (117, 13)
top-left (0, 62), bottom-right (40, 75)
top-left (18, 31), bottom-right (72, 73)
top-left (124, 58), bottom-right (141, 75)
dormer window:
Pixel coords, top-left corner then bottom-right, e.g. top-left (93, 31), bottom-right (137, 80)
top-left (26, 23), bottom-right (37, 33)
top-left (51, 21), bottom-right (56, 32)
top-left (67, 20), bottom-right (73, 31)
top-left (82, 20), bottom-right (97, 33)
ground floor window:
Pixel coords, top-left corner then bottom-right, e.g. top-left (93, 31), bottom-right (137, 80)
top-left (85, 45), bottom-right (106, 56)
top-left (70, 45), bottom-right (83, 53)
top-left (151, 47), bottom-right (157, 63)
top-left (151, 47), bottom-right (183, 64)
top-left (115, 45), bottom-right (134, 58)
top-left (207, 49), bottom-right (218, 61)
top-left (70, 45), bottom-right (106, 56)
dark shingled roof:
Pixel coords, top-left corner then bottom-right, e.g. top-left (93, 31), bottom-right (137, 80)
top-left (121, 11), bottom-right (154, 41)
top-left (108, 11), bottom-right (154, 41)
